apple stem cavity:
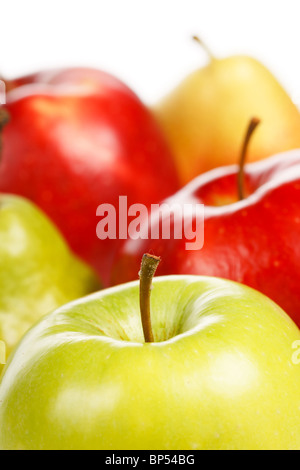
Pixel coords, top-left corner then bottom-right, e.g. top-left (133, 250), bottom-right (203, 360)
top-left (139, 253), bottom-right (161, 343)
top-left (238, 117), bottom-right (260, 201)
top-left (192, 35), bottom-right (216, 62)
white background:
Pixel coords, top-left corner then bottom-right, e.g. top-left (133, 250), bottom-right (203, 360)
top-left (1, 0), bottom-right (300, 105)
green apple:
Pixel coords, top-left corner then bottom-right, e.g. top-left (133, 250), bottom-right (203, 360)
top-left (1, 254), bottom-right (300, 450)
top-left (0, 194), bottom-right (100, 359)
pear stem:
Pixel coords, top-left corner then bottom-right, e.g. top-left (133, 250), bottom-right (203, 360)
top-left (139, 253), bottom-right (161, 343)
top-left (238, 118), bottom-right (260, 200)
top-left (192, 35), bottom-right (216, 62)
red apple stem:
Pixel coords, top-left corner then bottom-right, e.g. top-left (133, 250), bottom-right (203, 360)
top-left (192, 35), bottom-right (216, 62)
top-left (238, 117), bottom-right (260, 200)
top-left (0, 107), bottom-right (9, 130)
top-left (0, 107), bottom-right (9, 156)
top-left (139, 253), bottom-right (161, 343)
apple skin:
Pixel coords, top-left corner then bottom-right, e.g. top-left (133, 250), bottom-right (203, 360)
top-left (112, 150), bottom-right (300, 327)
top-left (0, 193), bottom-right (100, 359)
top-left (0, 68), bottom-right (179, 285)
top-left (154, 54), bottom-right (300, 185)
top-left (1, 275), bottom-right (300, 450)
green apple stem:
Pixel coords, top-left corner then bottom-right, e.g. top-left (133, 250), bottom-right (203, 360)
top-left (139, 253), bottom-right (161, 343)
top-left (192, 36), bottom-right (216, 62)
top-left (238, 117), bottom-right (260, 200)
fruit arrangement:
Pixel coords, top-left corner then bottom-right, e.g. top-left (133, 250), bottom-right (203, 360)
top-left (1, 41), bottom-right (300, 450)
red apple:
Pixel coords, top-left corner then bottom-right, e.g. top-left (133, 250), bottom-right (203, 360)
top-left (0, 68), bottom-right (179, 285)
top-left (112, 146), bottom-right (300, 327)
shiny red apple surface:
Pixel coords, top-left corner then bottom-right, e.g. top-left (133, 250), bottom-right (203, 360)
top-left (0, 68), bottom-right (179, 284)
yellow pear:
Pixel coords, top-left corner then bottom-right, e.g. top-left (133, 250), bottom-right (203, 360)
top-left (153, 38), bottom-right (300, 186)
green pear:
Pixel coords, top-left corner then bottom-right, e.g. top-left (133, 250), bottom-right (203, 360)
top-left (0, 194), bottom-right (100, 359)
